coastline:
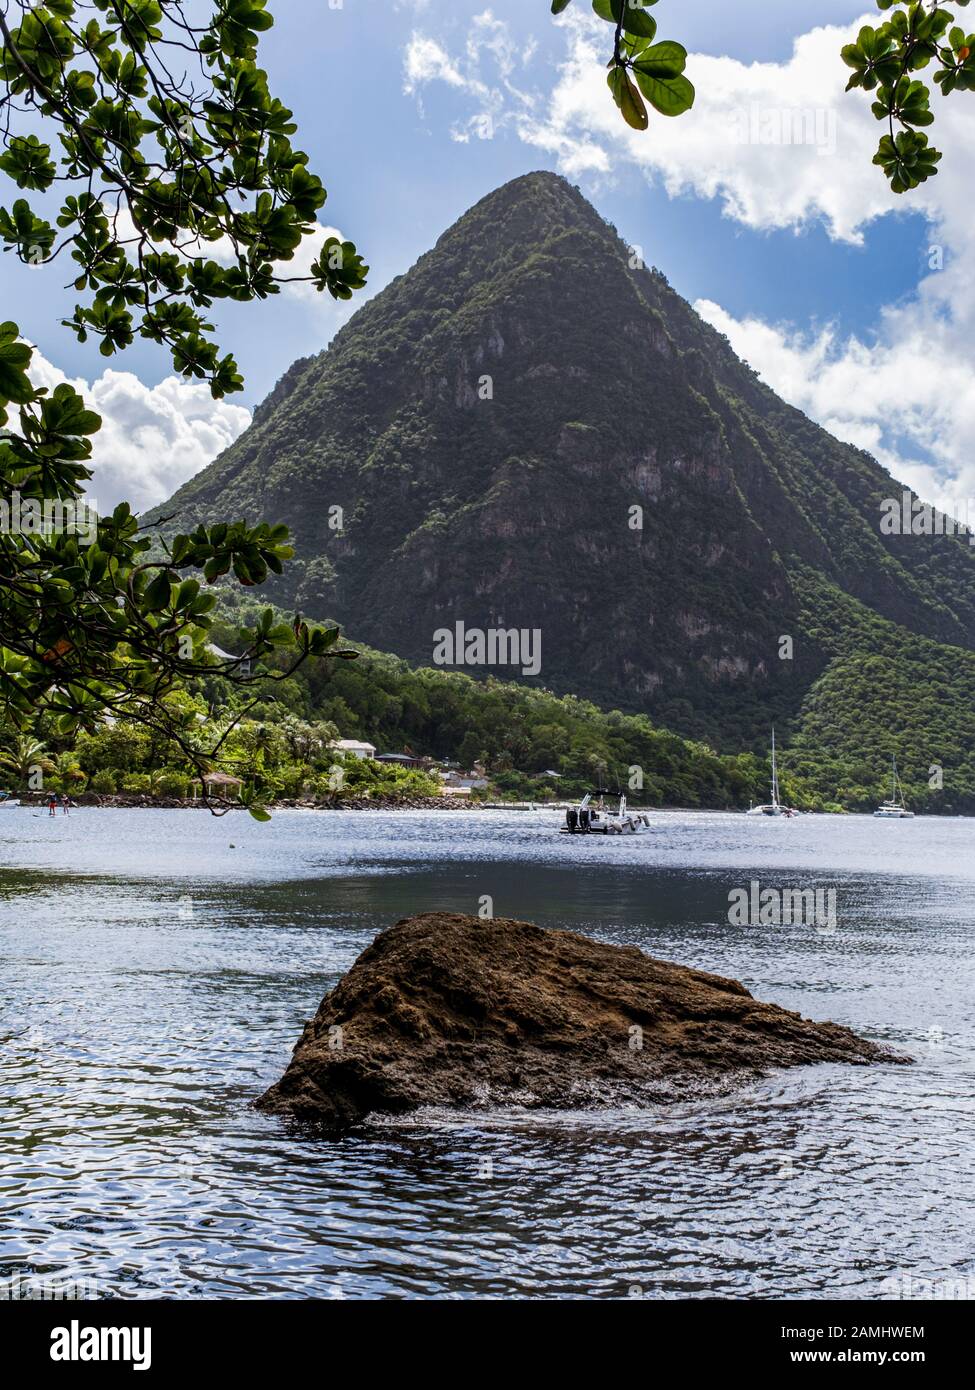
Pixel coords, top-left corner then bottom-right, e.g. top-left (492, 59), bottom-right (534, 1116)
top-left (14, 792), bottom-right (488, 813)
top-left (12, 795), bottom-right (760, 815)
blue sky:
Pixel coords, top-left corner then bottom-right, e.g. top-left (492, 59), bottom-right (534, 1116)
top-left (4, 1), bottom-right (971, 510)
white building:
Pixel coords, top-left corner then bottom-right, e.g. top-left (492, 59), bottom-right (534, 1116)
top-left (329, 738), bottom-right (377, 760)
top-left (206, 642), bottom-right (253, 678)
top-left (440, 770), bottom-right (489, 795)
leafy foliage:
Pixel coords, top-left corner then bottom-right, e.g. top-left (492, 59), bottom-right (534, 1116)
top-left (0, 4), bottom-right (366, 815)
top-left (554, 1), bottom-right (693, 129)
top-left (0, 0), bottom-right (367, 392)
top-left (842, 0), bottom-right (974, 192)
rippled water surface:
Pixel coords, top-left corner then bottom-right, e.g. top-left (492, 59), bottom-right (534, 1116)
top-left (1, 807), bottom-right (973, 1299)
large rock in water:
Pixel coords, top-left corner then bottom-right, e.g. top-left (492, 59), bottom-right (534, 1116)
top-left (257, 913), bottom-right (908, 1128)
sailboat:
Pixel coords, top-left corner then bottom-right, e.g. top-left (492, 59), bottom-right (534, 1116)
top-left (874, 756), bottom-right (914, 818)
top-left (747, 728), bottom-right (797, 817)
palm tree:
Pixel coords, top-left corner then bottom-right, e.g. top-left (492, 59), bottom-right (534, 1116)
top-left (52, 752), bottom-right (87, 791)
top-left (0, 735), bottom-right (54, 790)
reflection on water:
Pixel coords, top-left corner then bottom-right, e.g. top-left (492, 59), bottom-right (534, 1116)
top-left (0, 808), bottom-right (973, 1299)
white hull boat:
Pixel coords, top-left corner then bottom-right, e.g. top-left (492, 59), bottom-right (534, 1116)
top-left (563, 792), bottom-right (651, 835)
top-left (874, 757), bottom-right (914, 818)
top-left (747, 728), bottom-right (798, 818)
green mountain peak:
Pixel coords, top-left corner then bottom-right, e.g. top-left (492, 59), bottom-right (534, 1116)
top-left (149, 173), bottom-right (975, 749)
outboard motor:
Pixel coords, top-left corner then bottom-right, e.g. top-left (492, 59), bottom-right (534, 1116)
top-left (578, 806), bottom-right (592, 832)
top-left (566, 808), bottom-right (578, 832)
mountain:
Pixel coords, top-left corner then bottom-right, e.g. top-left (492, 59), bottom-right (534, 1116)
top-left (149, 171), bottom-right (975, 750)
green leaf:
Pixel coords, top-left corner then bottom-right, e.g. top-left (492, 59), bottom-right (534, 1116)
top-left (143, 570), bottom-right (173, 611)
top-left (0, 331), bottom-right (34, 405)
top-left (593, 1), bottom-right (658, 38)
top-left (608, 67), bottom-right (649, 129)
top-left (632, 68), bottom-right (695, 116)
top-left (174, 578), bottom-right (201, 610)
top-left (621, 4), bottom-right (658, 40)
top-left (0, 135), bottom-right (57, 192)
top-left (632, 41), bottom-right (687, 79)
top-left (620, 30), bottom-right (656, 56)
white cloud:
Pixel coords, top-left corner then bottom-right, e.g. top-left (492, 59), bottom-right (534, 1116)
top-left (402, 9), bottom-right (975, 505)
top-left (28, 349), bottom-right (251, 514)
top-left (662, 20), bottom-right (975, 502)
top-left (404, 10), bottom-right (535, 144)
top-left (519, 13), bottom-right (902, 244)
top-left (466, 10), bottom-right (519, 81)
top-left (692, 299), bottom-right (975, 505)
top-left (404, 35), bottom-right (467, 93)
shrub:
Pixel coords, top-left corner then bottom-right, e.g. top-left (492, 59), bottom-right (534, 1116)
top-left (313, 771), bottom-right (345, 798)
top-left (90, 770), bottom-right (117, 795)
top-left (121, 773), bottom-right (152, 795)
top-left (274, 765), bottom-right (313, 799)
top-left (155, 771), bottom-right (190, 799)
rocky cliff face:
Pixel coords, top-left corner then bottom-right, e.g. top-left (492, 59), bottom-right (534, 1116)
top-left (149, 172), bottom-right (975, 745)
top-left (257, 912), bottom-right (908, 1129)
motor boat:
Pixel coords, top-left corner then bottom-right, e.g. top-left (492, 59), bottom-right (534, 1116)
top-left (564, 791), bottom-right (651, 835)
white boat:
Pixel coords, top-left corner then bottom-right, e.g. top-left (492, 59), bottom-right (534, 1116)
top-left (563, 791), bottom-right (651, 835)
top-left (0, 792), bottom-right (20, 808)
top-left (874, 757), bottom-right (914, 818)
top-left (747, 728), bottom-right (797, 818)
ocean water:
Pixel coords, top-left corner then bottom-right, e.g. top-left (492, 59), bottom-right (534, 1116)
top-left (0, 806), bottom-right (972, 1300)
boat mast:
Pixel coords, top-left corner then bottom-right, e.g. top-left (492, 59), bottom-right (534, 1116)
top-left (771, 727), bottom-right (779, 807)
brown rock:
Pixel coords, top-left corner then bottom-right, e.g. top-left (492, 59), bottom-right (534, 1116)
top-left (257, 912), bottom-right (910, 1128)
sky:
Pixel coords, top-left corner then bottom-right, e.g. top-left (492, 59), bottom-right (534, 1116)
top-left (3, 0), bottom-right (973, 513)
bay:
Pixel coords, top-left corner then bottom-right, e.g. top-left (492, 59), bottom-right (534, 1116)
top-left (0, 808), bottom-right (971, 1300)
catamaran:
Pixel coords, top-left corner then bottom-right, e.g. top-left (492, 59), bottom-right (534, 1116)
top-left (747, 728), bottom-right (797, 817)
top-left (563, 791), bottom-right (651, 835)
top-left (874, 756), bottom-right (914, 818)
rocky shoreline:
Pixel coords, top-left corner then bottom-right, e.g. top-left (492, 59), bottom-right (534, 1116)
top-left (258, 912), bottom-right (911, 1130)
top-left (18, 793), bottom-right (486, 812)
